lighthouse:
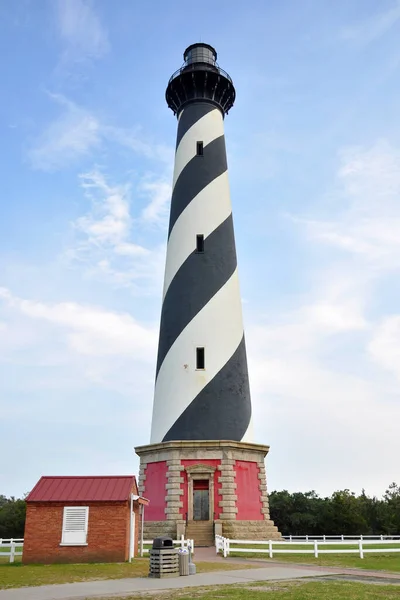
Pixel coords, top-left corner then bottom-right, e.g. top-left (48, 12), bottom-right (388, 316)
top-left (135, 43), bottom-right (280, 545)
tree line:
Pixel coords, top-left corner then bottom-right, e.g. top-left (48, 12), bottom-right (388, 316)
top-left (1, 483), bottom-right (399, 538)
top-left (0, 495), bottom-right (26, 538)
top-left (269, 483), bottom-right (400, 535)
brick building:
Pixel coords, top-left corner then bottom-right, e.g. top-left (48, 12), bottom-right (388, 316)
top-left (23, 476), bottom-right (148, 564)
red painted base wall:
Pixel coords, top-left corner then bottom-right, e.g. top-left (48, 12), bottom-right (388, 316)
top-left (142, 457), bottom-right (264, 523)
top-left (143, 461), bottom-right (168, 521)
top-left (235, 460), bottom-right (263, 520)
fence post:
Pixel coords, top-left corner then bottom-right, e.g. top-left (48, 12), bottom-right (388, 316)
top-left (341, 535), bottom-right (344, 541)
top-left (216, 536), bottom-right (219, 554)
top-left (223, 537), bottom-right (227, 558)
top-left (306, 535), bottom-right (308, 542)
top-left (359, 539), bottom-right (364, 559)
top-left (289, 535), bottom-right (292, 543)
top-left (269, 539), bottom-right (273, 558)
top-left (381, 535), bottom-right (383, 541)
top-left (323, 535), bottom-right (326, 542)
top-left (314, 539), bottom-right (318, 558)
top-left (10, 541), bottom-right (15, 564)
top-left (360, 534), bottom-right (363, 541)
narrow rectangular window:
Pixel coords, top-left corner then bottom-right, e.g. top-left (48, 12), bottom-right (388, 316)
top-left (196, 347), bottom-right (205, 370)
top-left (196, 141), bottom-right (204, 156)
top-left (61, 506), bottom-right (89, 545)
top-left (196, 234), bottom-right (204, 253)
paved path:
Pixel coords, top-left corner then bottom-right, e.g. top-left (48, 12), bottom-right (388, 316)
top-left (2, 549), bottom-right (400, 600)
top-left (0, 565), bottom-right (338, 600)
top-left (193, 548), bottom-right (400, 582)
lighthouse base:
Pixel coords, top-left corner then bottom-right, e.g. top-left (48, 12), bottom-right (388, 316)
top-left (135, 440), bottom-right (281, 544)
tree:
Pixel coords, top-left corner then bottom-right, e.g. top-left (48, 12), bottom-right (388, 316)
top-left (381, 483), bottom-right (400, 534)
top-left (329, 489), bottom-right (368, 535)
top-left (269, 484), bottom-right (400, 536)
top-left (0, 496), bottom-right (26, 538)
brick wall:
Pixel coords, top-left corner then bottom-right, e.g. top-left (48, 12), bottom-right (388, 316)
top-left (23, 500), bottom-right (139, 564)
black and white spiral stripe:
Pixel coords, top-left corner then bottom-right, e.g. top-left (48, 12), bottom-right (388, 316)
top-left (150, 103), bottom-right (253, 443)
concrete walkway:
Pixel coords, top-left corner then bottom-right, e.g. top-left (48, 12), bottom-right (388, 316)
top-left (0, 565), bottom-right (338, 600)
top-left (195, 547), bottom-right (400, 582)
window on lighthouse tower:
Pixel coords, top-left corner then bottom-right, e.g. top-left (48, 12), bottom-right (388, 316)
top-left (196, 347), bottom-right (205, 370)
top-left (196, 234), bottom-right (204, 253)
top-left (196, 141), bottom-right (204, 156)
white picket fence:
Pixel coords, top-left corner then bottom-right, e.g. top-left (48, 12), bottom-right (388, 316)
top-left (284, 535), bottom-right (400, 542)
top-left (215, 535), bottom-right (400, 559)
top-left (141, 535), bottom-right (194, 557)
top-left (1, 536), bottom-right (194, 562)
top-left (0, 539), bottom-right (24, 563)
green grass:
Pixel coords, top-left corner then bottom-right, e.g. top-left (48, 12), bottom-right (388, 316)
top-left (229, 543), bottom-right (400, 550)
top-left (0, 545), bottom-right (23, 552)
top-left (0, 558), bottom-right (258, 589)
top-left (229, 550), bottom-right (400, 572)
top-left (0, 545), bottom-right (23, 565)
top-left (86, 580), bottom-right (400, 600)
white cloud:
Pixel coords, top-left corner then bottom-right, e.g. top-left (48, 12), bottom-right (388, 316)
top-left (28, 95), bottom-right (174, 172)
top-left (242, 139), bottom-right (400, 495)
top-left (246, 276), bottom-right (399, 496)
top-left (66, 169), bottom-right (166, 293)
top-left (369, 315), bottom-right (400, 382)
top-left (55, 0), bottom-right (109, 62)
top-left (297, 140), bottom-right (400, 270)
top-left (28, 94), bottom-right (101, 170)
top-left (341, 1), bottom-right (400, 45)
top-left (76, 170), bottom-right (132, 245)
top-left (0, 286), bottom-right (157, 359)
top-left (0, 285), bottom-right (156, 489)
top-left (140, 178), bottom-right (172, 226)
top-left (105, 126), bottom-right (174, 166)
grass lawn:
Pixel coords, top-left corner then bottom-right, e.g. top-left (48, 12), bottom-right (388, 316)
top-left (0, 545), bottom-right (23, 553)
top-left (228, 543), bottom-right (400, 550)
top-left (87, 580), bottom-right (400, 600)
top-left (0, 545), bottom-right (23, 565)
top-left (229, 550), bottom-right (400, 572)
top-left (0, 558), bottom-right (258, 589)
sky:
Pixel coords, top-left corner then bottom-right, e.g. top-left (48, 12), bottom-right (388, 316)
top-left (1, 0), bottom-right (400, 500)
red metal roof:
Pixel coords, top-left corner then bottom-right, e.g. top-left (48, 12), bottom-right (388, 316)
top-left (26, 476), bottom-right (137, 502)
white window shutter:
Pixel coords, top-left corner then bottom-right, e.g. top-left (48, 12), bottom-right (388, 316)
top-left (61, 507), bottom-right (89, 545)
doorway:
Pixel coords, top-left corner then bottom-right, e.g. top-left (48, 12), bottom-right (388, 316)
top-left (185, 464), bottom-right (215, 522)
top-left (193, 480), bottom-right (210, 521)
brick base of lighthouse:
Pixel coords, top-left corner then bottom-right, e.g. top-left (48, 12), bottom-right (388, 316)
top-left (135, 440), bottom-right (281, 544)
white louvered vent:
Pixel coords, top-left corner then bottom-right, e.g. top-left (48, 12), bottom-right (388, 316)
top-left (61, 506), bottom-right (89, 545)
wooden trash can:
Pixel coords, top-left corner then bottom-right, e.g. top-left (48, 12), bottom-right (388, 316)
top-left (149, 537), bottom-right (179, 578)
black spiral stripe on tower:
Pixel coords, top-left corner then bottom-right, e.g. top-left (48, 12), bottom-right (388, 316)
top-left (163, 336), bottom-right (251, 441)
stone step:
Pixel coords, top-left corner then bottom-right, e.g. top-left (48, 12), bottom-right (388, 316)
top-left (193, 541), bottom-right (214, 547)
top-left (186, 521), bottom-right (213, 531)
top-left (185, 521), bottom-right (214, 547)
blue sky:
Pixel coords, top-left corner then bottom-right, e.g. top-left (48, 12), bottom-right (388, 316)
top-left (1, 0), bottom-right (400, 499)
